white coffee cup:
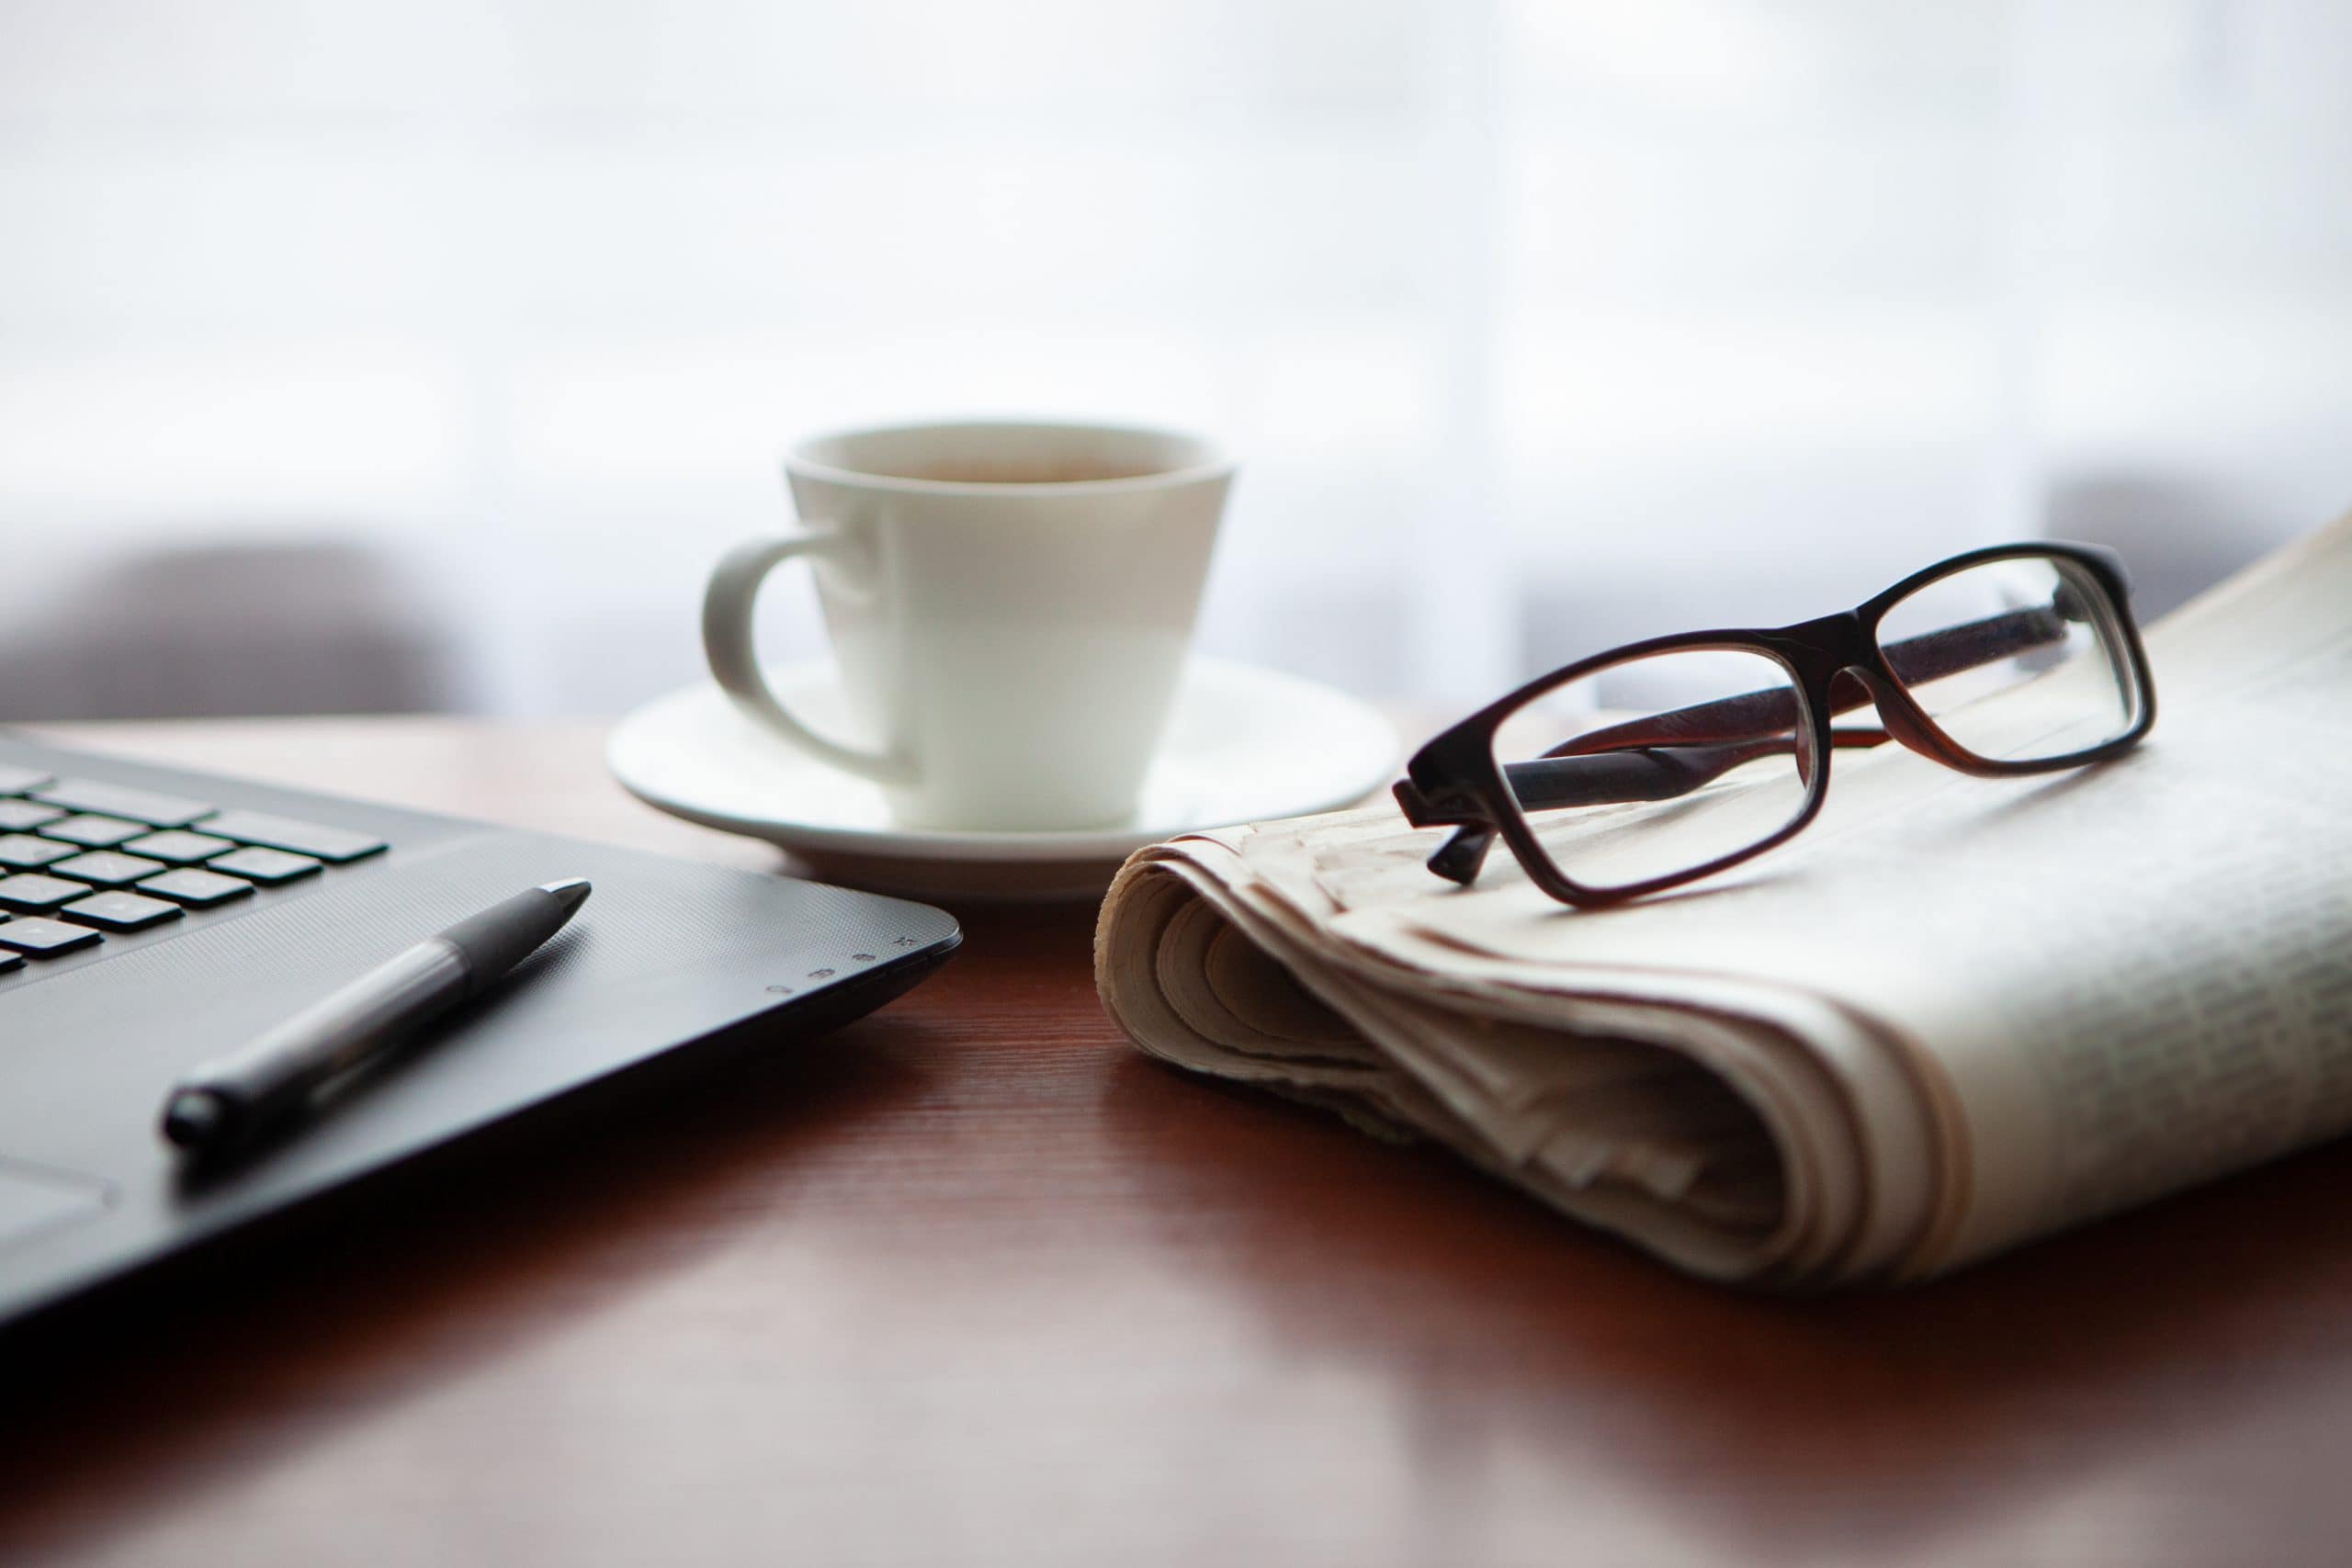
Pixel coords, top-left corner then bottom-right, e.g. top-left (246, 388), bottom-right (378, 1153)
top-left (702, 419), bottom-right (1234, 831)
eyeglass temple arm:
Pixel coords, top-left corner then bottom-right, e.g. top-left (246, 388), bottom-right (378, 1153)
top-left (1540, 601), bottom-right (2069, 761)
top-left (1504, 729), bottom-right (1881, 813)
top-left (1408, 600), bottom-right (2071, 886)
top-left (1409, 732), bottom-right (1871, 886)
top-left (1506, 601), bottom-right (2066, 805)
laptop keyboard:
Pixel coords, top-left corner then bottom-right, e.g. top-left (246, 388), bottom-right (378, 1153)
top-left (0, 764), bottom-right (387, 976)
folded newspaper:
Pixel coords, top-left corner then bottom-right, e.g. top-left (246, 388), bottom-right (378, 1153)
top-left (1096, 512), bottom-right (2352, 1286)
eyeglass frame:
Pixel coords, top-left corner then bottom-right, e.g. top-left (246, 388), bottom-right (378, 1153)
top-left (1391, 541), bottom-right (2160, 908)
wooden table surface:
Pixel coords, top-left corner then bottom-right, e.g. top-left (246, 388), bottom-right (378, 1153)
top-left (10, 716), bottom-right (2352, 1567)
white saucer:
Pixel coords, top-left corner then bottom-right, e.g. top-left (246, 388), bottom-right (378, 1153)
top-left (606, 657), bottom-right (1398, 901)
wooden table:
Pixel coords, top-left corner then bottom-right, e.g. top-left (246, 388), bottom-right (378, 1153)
top-left (10, 716), bottom-right (2352, 1567)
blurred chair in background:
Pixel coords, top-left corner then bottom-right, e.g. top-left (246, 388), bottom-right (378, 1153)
top-left (0, 540), bottom-right (459, 722)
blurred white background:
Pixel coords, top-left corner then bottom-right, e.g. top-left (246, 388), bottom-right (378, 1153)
top-left (3, 0), bottom-right (2347, 718)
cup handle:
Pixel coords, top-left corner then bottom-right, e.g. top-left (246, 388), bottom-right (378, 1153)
top-left (701, 530), bottom-right (916, 787)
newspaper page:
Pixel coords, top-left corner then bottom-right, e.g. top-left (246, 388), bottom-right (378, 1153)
top-left (1096, 512), bottom-right (2352, 1286)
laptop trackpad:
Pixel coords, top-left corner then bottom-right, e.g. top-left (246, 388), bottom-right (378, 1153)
top-left (0, 1159), bottom-right (111, 1252)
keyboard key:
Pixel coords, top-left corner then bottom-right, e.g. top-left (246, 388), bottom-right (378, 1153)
top-left (61, 891), bottom-right (183, 932)
top-left (30, 778), bottom-right (211, 828)
top-left (198, 810), bottom-right (386, 863)
top-left (209, 846), bottom-right (322, 885)
top-left (0, 801), bottom-right (63, 831)
top-left (0, 916), bottom-right (103, 955)
top-left (0, 764), bottom-right (52, 795)
top-left (137, 868), bottom-right (255, 908)
top-left (0, 874), bottom-right (94, 912)
top-left (0, 948), bottom-right (21, 976)
top-left (49, 852), bottom-right (168, 887)
top-left (42, 814), bottom-right (147, 848)
top-left (122, 829), bottom-right (236, 863)
top-left (0, 834), bottom-right (75, 870)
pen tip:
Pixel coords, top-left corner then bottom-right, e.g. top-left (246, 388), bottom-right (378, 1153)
top-left (538, 877), bottom-right (592, 915)
top-left (162, 1089), bottom-right (229, 1149)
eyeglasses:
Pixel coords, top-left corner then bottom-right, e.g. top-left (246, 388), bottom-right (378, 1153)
top-left (1393, 543), bottom-right (2158, 908)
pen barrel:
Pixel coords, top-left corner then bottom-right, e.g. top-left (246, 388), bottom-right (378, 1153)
top-left (161, 879), bottom-right (587, 1153)
top-left (438, 886), bottom-right (576, 983)
top-left (182, 940), bottom-right (470, 1133)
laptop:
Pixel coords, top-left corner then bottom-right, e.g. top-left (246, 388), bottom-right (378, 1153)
top-left (0, 732), bottom-right (961, 1331)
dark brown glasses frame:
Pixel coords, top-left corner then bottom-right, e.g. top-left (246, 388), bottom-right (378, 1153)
top-left (1392, 541), bottom-right (2158, 908)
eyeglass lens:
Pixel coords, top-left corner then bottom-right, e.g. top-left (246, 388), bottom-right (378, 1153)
top-left (1487, 647), bottom-right (1817, 895)
top-left (1875, 555), bottom-right (2140, 764)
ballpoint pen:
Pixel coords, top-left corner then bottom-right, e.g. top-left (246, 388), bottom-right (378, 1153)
top-left (158, 877), bottom-right (592, 1154)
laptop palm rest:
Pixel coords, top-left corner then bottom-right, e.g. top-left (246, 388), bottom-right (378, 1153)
top-left (0, 1159), bottom-right (111, 1252)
